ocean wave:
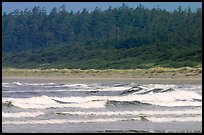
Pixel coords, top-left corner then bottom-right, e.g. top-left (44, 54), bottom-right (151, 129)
top-left (55, 109), bottom-right (201, 117)
top-left (2, 100), bottom-right (15, 107)
top-left (121, 85), bottom-right (175, 95)
top-left (13, 82), bottom-right (22, 86)
top-left (2, 111), bottom-right (44, 118)
top-left (3, 89), bottom-right (68, 93)
top-left (2, 115), bottom-right (202, 125)
top-left (2, 96), bottom-right (106, 109)
top-left (2, 83), bottom-right (202, 109)
top-left (2, 117), bottom-right (141, 125)
top-left (105, 100), bottom-right (153, 107)
top-left (2, 85), bottom-right (202, 109)
top-left (148, 116), bottom-right (202, 122)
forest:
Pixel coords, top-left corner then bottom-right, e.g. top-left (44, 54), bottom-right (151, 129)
top-left (2, 4), bottom-right (202, 69)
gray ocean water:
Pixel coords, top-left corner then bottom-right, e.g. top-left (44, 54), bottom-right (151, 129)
top-left (2, 80), bottom-right (202, 133)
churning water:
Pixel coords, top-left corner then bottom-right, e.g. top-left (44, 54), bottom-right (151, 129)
top-left (2, 81), bottom-right (202, 133)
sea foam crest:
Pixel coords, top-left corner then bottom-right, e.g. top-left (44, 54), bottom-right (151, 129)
top-left (2, 111), bottom-right (44, 118)
top-left (2, 83), bottom-right (202, 108)
top-left (2, 115), bottom-right (202, 125)
top-left (2, 95), bottom-right (106, 109)
top-left (56, 109), bottom-right (202, 116)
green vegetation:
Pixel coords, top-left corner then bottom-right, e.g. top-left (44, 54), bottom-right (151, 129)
top-left (2, 4), bottom-right (202, 69)
top-left (2, 67), bottom-right (202, 78)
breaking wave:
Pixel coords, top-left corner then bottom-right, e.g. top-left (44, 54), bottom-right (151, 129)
top-left (2, 82), bottom-right (202, 126)
top-left (2, 85), bottom-right (202, 109)
top-left (2, 111), bottom-right (44, 118)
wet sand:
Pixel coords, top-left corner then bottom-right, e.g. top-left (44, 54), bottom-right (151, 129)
top-left (2, 76), bottom-right (202, 84)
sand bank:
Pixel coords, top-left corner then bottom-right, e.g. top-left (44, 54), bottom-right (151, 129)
top-left (2, 67), bottom-right (202, 84)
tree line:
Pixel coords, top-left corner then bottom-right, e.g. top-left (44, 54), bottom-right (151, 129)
top-left (2, 4), bottom-right (202, 69)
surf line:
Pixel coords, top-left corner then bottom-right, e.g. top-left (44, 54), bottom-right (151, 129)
top-left (52, 98), bottom-right (76, 104)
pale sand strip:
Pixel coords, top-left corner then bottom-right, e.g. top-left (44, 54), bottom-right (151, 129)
top-left (2, 76), bottom-right (202, 84)
top-left (2, 67), bottom-right (202, 84)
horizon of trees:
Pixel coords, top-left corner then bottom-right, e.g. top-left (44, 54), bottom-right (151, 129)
top-left (2, 4), bottom-right (202, 69)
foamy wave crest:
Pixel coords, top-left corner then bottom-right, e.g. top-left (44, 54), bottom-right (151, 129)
top-left (143, 84), bottom-right (176, 89)
top-left (2, 118), bottom-right (141, 125)
top-left (2, 96), bottom-right (106, 109)
top-left (2, 111), bottom-right (44, 118)
top-left (148, 116), bottom-right (202, 122)
top-left (109, 90), bottom-right (202, 107)
top-left (2, 82), bottom-right (10, 86)
top-left (3, 89), bottom-right (68, 93)
top-left (13, 82), bottom-right (22, 86)
top-left (56, 109), bottom-right (202, 116)
top-left (3, 82), bottom-right (64, 87)
top-left (2, 84), bottom-right (202, 109)
top-left (2, 115), bottom-right (202, 125)
top-left (2, 82), bottom-right (13, 88)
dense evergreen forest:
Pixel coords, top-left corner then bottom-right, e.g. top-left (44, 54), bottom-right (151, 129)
top-left (2, 4), bottom-right (202, 69)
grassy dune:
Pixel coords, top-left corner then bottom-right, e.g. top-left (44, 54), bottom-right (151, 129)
top-left (2, 66), bottom-right (202, 79)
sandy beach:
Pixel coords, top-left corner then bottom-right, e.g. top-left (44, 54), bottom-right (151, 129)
top-left (2, 76), bottom-right (202, 85)
top-left (2, 67), bottom-right (202, 84)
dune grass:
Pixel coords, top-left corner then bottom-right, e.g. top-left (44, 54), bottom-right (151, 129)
top-left (2, 66), bottom-right (202, 78)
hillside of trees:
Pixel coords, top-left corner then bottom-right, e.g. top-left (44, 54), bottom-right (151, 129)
top-left (2, 4), bottom-right (202, 69)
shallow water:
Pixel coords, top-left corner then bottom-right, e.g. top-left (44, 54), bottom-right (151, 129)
top-left (2, 80), bottom-right (202, 133)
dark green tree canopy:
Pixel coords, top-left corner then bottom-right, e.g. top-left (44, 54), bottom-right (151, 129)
top-left (2, 5), bottom-right (202, 69)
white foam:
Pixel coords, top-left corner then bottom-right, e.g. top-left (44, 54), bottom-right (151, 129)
top-left (54, 87), bottom-right (202, 107)
top-left (2, 96), bottom-right (106, 109)
top-left (97, 86), bottom-right (132, 91)
top-left (144, 84), bottom-right (176, 89)
top-left (2, 117), bottom-right (141, 125)
top-left (108, 90), bottom-right (202, 107)
top-left (2, 83), bottom-right (202, 108)
top-left (148, 116), bottom-right (202, 122)
top-left (2, 111), bottom-right (44, 118)
top-left (2, 115), bottom-right (202, 125)
top-left (69, 85), bottom-right (132, 92)
top-left (13, 82), bottom-right (22, 86)
top-left (20, 83), bottom-right (55, 86)
top-left (3, 96), bottom-right (59, 109)
top-left (2, 82), bottom-right (9, 85)
top-left (3, 89), bottom-right (68, 93)
top-left (2, 87), bottom-right (202, 109)
top-left (67, 84), bottom-right (89, 88)
top-left (57, 109), bottom-right (202, 116)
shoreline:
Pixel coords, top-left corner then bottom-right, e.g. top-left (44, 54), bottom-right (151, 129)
top-left (2, 67), bottom-right (202, 84)
top-left (2, 76), bottom-right (202, 84)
